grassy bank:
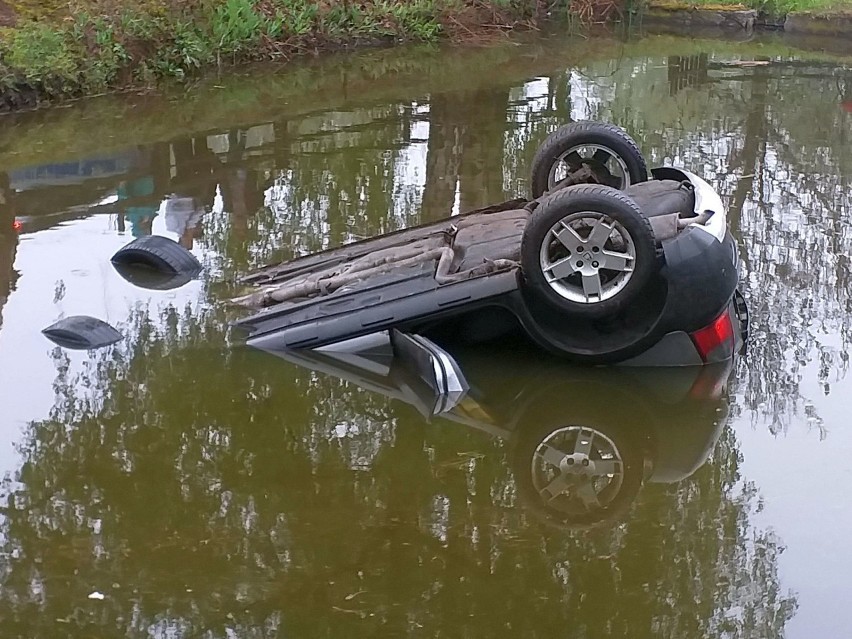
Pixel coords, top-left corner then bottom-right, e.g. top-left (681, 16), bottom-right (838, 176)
top-left (649, 0), bottom-right (852, 18)
top-left (4, 30), bottom-right (846, 170)
top-left (0, 0), bottom-right (582, 110)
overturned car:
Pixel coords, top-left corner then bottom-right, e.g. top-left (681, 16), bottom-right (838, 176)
top-left (234, 122), bottom-right (747, 366)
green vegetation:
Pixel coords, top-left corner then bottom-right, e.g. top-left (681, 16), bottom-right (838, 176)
top-left (0, 0), bottom-right (556, 107)
top-left (2, 0), bottom-right (851, 109)
top-left (648, 0), bottom-right (852, 17)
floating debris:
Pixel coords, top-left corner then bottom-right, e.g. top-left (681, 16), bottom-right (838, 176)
top-left (42, 316), bottom-right (122, 350)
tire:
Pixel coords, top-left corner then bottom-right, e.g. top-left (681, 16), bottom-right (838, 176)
top-left (111, 235), bottom-right (201, 275)
top-left (520, 184), bottom-right (655, 319)
top-left (530, 121), bottom-right (648, 198)
top-left (42, 316), bottom-right (123, 350)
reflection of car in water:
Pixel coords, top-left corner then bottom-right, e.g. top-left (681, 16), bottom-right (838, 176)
top-left (261, 331), bottom-right (733, 530)
top-left (235, 122), bottom-right (748, 366)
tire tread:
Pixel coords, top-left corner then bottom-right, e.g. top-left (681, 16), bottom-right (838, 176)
top-left (520, 184), bottom-right (655, 318)
top-left (530, 121), bottom-right (648, 198)
top-left (111, 235), bottom-right (201, 274)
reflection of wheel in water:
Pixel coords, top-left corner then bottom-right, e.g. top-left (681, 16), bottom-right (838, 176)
top-left (514, 418), bottom-right (643, 531)
top-left (531, 426), bottom-right (624, 516)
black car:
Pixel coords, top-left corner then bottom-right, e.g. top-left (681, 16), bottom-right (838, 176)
top-left (234, 121), bottom-right (747, 366)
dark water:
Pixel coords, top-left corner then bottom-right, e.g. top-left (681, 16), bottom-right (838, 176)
top-left (1, 29), bottom-right (851, 638)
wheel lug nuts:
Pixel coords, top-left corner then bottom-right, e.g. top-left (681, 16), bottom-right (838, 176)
top-left (592, 261), bottom-right (599, 268)
top-left (577, 260), bottom-right (584, 267)
top-left (566, 458), bottom-right (575, 465)
top-left (582, 459), bottom-right (590, 467)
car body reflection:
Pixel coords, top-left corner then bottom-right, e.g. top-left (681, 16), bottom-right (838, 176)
top-left (259, 333), bottom-right (733, 531)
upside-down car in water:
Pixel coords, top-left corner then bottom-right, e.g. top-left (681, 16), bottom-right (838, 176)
top-left (233, 122), bottom-right (748, 367)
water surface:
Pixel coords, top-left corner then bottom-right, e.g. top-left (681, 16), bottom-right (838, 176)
top-left (1, 30), bottom-right (851, 638)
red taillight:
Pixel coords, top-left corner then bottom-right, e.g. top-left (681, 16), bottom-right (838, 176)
top-left (691, 311), bottom-right (734, 362)
top-left (13, 219), bottom-right (23, 233)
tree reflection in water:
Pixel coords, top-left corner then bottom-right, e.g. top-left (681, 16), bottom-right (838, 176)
top-left (0, 305), bottom-right (795, 637)
top-left (492, 47), bottom-right (852, 435)
top-left (3, 34), bottom-right (848, 637)
top-left (0, 172), bottom-right (19, 332)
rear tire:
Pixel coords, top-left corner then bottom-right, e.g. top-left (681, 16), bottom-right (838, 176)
top-left (521, 184), bottom-right (655, 319)
top-left (530, 121), bottom-right (648, 198)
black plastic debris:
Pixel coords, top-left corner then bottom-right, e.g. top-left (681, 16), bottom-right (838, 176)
top-left (42, 316), bottom-right (123, 350)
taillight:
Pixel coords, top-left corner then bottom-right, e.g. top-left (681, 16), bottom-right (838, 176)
top-left (13, 219), bottom-right (22, 232)
top-left (691, 310), bottom-right (734, 362)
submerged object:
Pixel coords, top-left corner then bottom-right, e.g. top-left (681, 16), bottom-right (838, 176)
top-left (42, 316), bottom-right (122, 350)
top-left (111, 235), bottom-right (201, 290)
top-left (233, 122), bottom-right (747, 367)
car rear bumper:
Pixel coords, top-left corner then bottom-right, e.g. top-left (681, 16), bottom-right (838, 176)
top-left (658, 227), bottom-right (740, 335)
top-left (620, 291), bottom-right (747, 366)
top-left (619, 230), bottom-right (745, 366)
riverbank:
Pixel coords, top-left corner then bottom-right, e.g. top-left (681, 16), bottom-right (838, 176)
top-left (2, 0), bottom-right (852, 113)
top-left (3, 30), bottom-right (851, 171)
top-left (643, 0), bottom-right (852, 33)
top-left (0, 0), bottom-right (566, 112)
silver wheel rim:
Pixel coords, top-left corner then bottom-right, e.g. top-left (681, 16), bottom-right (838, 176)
top-left (547, 143), bottom-right (632, 190)
top-left (531, 426), bottom-right (624, 514)
top-left (538, 211), bottom-right (636, 304)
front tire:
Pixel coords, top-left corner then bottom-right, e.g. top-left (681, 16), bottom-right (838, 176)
top-left (521, 184), bottom-right (656, 319)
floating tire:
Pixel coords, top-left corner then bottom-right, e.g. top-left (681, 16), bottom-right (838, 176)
top-left (42, 316), bottom-right (122, 350)
top-left (530, 121), bottom-right (648, 198)
top-left (111, 235), bottom-right (201, 275)
top-left (520, 184), bottom-right (655, 319)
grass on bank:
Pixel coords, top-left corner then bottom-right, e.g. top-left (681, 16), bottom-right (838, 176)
top-left (0, 0), bottom-right (563, 108)
top-left (650, 0), bottom-right (852, 17)
top-left (3, 0), bottom-right (847, 110)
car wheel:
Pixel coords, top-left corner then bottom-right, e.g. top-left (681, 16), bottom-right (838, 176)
top-left (521, 184), bottom-right (656, 319)
top-left (530, 121), bottom-right (648, 198)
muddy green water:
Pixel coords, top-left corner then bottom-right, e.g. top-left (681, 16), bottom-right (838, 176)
top-left (1, 29), bottom-right (851, 638)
